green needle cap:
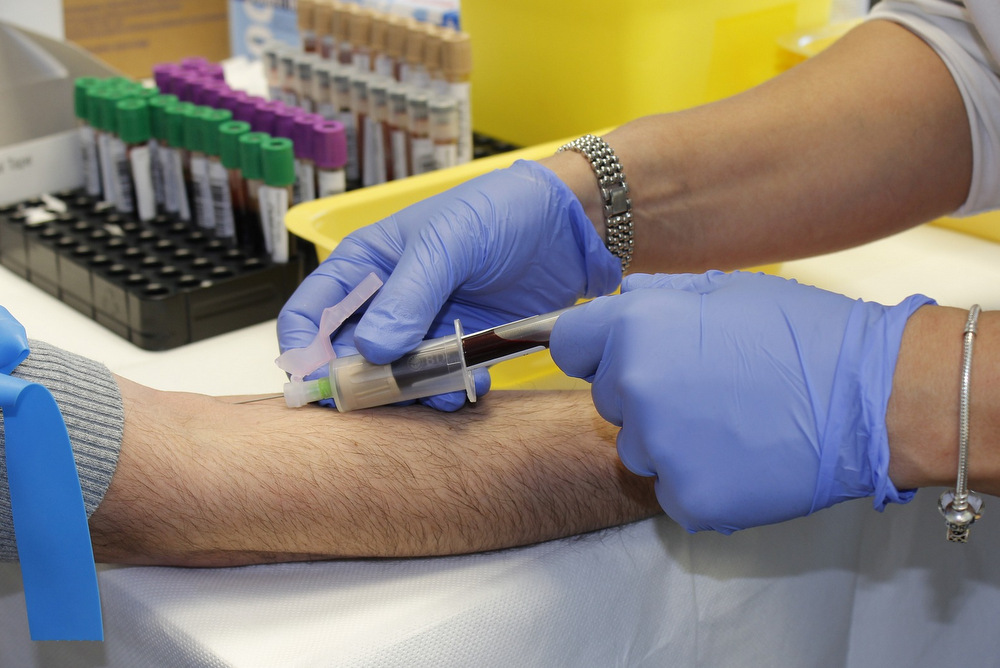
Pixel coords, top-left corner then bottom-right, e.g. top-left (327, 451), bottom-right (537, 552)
top-left (165, 101), bottom-right (195, 148)
top-left (219, 120), bottom-right (251, 170)
top-left (238, 132), bottom-right (270, 181)
top-left (74, 77), bottom-right (101, 119)
top-left (116, 98), bottom-right (151, 144)
top-left (148, 94), bottom-right (179, 141)
top-left (261, 137), bottom-right (295, 188)
top-left (200, 108), bottom-right (233, 157)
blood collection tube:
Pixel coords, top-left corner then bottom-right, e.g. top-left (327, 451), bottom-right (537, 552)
top-left (216, 88), bottom-right (243, 116)
top-left (292, 113), bottom-right (320, 203)
top-left (312, 120), bottom-right (348, 198)
top-left (259, 137), bottom-right (296, 263)
top-left (296, 56), bottom-right (316, 112)
top-left (424, 26), bottom-right (446, 94)
top-left (106, 87), bottom-right (145, 214)
top-left (333, 69), bottom-right (360, 188)
top-left (388, 86), bottom-right (409, 180)
top-left (263, 43), bottom-right (284, 101)
top-left (253, 99), bottom-right (284, 135)
top-left (147, 93), bottom-right (179, 212)
top-left (163, 101), bottom-right (194, 221)
top-left (369, 12), bottom-right (391, 79)
top-left (441, 30), bottom-right (473, 164)
top-left (184, 105), bottom-right (215, 230)
top-left (273, 103), bottom-right (299, 141)
top-left (429, 97), bottom-right (459, 171)
top-left (313, 61), bottom-right (336, 120)
top-left (201, 62), bottom-right (226, 81)
top-left (237, 132), bottom-right (270, 255)
top-left (298, 0), bottom-right (317, 53)
top-left (74, 77), bottom-right (103, 197)
top-left (280, 51), bottom-right (299, 106)
top-left (351, 75), bottom-right (371, 184)
top-left (218, 120), bottom-right (251, 242)
top-left (365, 77), bottom-right (390, 185)
top-left (349, 7), bottom-right (373, 72)
top-left (314, 0), bottom-right (334, 59)
top-left (407, 92), bottom-right (434, 175)
top-left (181, 56), bottom-right (210, 72)
top-left (200, 81), bottom-right (231, 110)
top-left (201, 108), bottom-right (236, 238)
top-left (402, 19), bottom-right (428, 88)
top-left (234, 94), bottom-right (264, 124)
top-left (115, 98), bottom-right (157, 221)
top-left (384, 13), bottom-right (408, 82)
top-left (92, 85), bottom-right (129, 207)
top-left (152, 63), bottom-right (180, 93)
top-left (333, 2), bottom-right (357, 67)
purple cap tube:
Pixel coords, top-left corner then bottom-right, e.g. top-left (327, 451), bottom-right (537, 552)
top-left (293, 113), bottom-right (323, 160)
top-left (235, 94), bottom-right (266, 124)
top-left (200, 81), bottom-right (232, 109)
top-left (180, 56), bottom-right (210, 71)
top-left (217, 88), bottom-right (245, 115)
top-left (152, 63), bottom-right (181, 92)
top-left (201, 62), bottom-right (226, 81)
top-left (273, 105), bottom-right (300, 140)
top-left (253, 99), bottom-right (285, 135)
top-left (312, 120), bottom-right (348, 169)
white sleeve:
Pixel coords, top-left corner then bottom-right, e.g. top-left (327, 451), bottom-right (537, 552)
top-left (869, 0), bottom-right (1000, 216)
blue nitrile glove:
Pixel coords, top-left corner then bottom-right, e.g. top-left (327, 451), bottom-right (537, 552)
top-left (549, 271), bottom-right (934, 534)
top-left (277, 159), bottom-right (621, 411)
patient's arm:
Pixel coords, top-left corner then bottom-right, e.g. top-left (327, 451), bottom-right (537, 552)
top-left (89, 382), bottom-right (661, 567)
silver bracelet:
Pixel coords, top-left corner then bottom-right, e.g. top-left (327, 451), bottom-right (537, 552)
top-left (938, 304), bottom-right (985, 542)
top-left (558, 134), bottom-right (634, 272)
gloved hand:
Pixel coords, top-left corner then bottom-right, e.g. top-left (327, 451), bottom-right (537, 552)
top-left (277, 159), bottom-right (621, 410)
top-left (549, 270), bottom-right (933, 534)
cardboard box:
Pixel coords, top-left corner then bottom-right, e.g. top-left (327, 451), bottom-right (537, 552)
top-left (63, 0), bottom-right (230, 80)
top-left (0, 21), bottom-right (118, 205)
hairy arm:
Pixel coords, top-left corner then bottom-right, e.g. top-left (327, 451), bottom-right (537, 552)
top-left (88, 386), bottom-right (660, 567)
top-left (541, 19), bottom-right (972, 272)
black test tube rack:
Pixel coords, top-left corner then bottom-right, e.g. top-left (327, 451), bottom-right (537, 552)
top-left (0, 191), bottom-right (305, 351)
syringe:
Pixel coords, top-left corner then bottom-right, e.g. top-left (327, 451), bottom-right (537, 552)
top-left (283, 306), bottom-right (574, 411)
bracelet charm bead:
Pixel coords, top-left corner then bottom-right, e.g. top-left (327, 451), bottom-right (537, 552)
top-left (558, 134), bottom-right (634, 272)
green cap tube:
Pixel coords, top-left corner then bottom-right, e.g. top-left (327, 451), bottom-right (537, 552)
top-left (238, 132), bottom-right (270, 181)
top-left (132, 85), bottom-right (161, 101)
top-left (182, 105), bottom-right (212, 153)
top-left (148, 94), bottom-right (179, 141)
top-left (219, 120), bottom-right (251, 170)
top-left (74, 77), bottom-right (102, 119)
top-left (97, 87), bottom-right (131, 134)
top-left (165, 101), bottom-right (195, 148)
top-left (116, 98), bottom-right (151, 145)
top-left (200, 108), bottom-right (234, 157)
top-left (261, 137), bottom-right (295, 188)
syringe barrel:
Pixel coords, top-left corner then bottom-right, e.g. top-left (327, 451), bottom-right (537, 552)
top-left (329, 325), bottom-right (474, 411)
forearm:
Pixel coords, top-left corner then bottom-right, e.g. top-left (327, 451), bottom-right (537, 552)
top-left (888, 306), bottom-right (1000, 496)
top-left (541, 19), bottom-right (971, 273)
top-left (90, 383), bottom-right (660, 567)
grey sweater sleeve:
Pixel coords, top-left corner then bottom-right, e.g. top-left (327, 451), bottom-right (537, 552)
top-left (0, 340), bottom-right (124, 562)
